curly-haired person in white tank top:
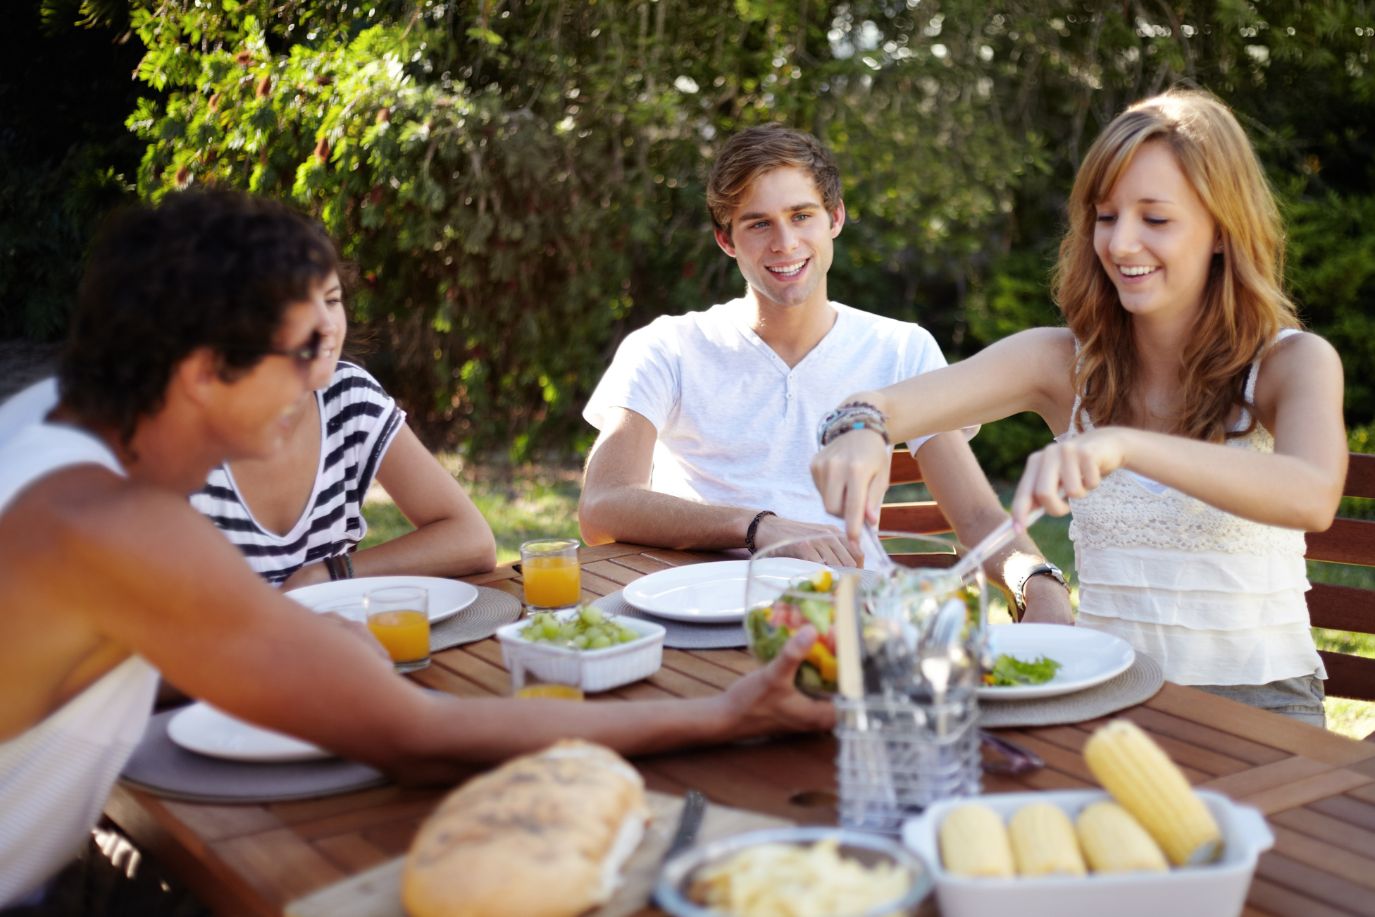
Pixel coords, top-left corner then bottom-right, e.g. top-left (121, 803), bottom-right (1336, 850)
top-left (812, 89), bottom-right (1346, 727)
top-left (0, 191), bottom-right (836, 908)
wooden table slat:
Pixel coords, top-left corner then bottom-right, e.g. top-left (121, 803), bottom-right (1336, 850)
top-left (1224, 767), bottom-right (1373, 815)
top-left (1245, 876), bottom-right (1361, 917)
top-left (1257, 851), bottom-right (1375, 915)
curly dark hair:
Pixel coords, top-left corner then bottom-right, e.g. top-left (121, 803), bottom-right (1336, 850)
top-left (59, 191), bottom-right (338, 445)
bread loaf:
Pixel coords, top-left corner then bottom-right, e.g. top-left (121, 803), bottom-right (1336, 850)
top-left (403, 740), bottom-right (649, 917)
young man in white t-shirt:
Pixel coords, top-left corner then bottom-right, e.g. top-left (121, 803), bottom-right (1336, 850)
top-left (579, 124), bottom-right (1072, 622)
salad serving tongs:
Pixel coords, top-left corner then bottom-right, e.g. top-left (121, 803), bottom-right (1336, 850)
top-left (949, 505), bottom-right (1047, 582)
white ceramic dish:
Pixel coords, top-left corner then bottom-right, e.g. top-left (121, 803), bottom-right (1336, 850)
top-left (903, 789), bottom-right (1273, 917)
top-left (286, 575), bottom-right (478, 625)
top-left (622, 559), bottom-right (824, 623)
top-left (977, 623), bottom-right (1135, 700)
top-left (496, 612), bottom-right (666, 693)
top-left (655, 825), bottom-right (932, 917)
top-left (167, 702), bottom-right (331, 763)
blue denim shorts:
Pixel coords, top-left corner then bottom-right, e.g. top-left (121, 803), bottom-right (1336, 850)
top-left (1191, 674), bottom-right (1326, 728)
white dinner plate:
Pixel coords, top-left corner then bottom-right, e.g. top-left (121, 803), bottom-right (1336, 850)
top-left (621, 559), bottom-right (825, 623)
top-left (977, 623), bottom-right (1136, 700)
top-left (167, 702), bottom-right (332, 763)
top-left (286, 575), bottom-right (478, 624)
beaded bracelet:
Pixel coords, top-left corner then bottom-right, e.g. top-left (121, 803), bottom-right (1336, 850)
top-left (817, 401), bottom-right (890, 447)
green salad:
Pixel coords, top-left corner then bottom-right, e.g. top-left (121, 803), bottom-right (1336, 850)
top-left (983, 653), bottom-right (1062, 687)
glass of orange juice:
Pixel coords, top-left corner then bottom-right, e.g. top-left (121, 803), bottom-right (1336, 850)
top-left (365, 586), bottom-right (430, 673)
top-left (520, 538), bottom-right (582, 614)
top-left (509, 647), bottom-right (584, 701)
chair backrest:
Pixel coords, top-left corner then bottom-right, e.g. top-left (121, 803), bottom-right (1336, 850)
top-left (1305, 452), bottom-right (1375, 703)
top-left (877, 447), bottom-right (955, 568)
top-left (878, 448), bottom-right (951, 535)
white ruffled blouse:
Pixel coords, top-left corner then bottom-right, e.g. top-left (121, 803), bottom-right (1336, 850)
top-left (1064, 331), bottom-right (1325, 686)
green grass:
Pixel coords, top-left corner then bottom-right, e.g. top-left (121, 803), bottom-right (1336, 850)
top-left (359, 457), bottom-right (581, 563)
top-left (362, 461), bottom-right (1375, 739)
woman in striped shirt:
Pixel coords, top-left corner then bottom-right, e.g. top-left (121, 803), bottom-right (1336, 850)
top-left (191, 272), bottom-right (495, 587)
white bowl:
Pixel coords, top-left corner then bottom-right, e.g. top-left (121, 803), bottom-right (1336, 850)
top-left (496, 612), bottom-right (665, 693)
top-left (655, 826), bottom-right (932, 917)
top-left (902, 789), bottom-right (1273, 917)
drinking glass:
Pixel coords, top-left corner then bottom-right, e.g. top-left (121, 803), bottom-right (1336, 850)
top-left (520, 538), bottom-right (582, 613)
top-left (365, 586), bottom-right (430, 673)
top-left (509, 647), bottom-right (585, 700)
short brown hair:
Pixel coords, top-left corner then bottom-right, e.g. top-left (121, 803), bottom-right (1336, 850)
top-left (706, 124), bottom-right (842, 238)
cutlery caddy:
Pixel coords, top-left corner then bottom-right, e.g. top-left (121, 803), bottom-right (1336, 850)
top-left (834, 690), bottom-right (981, 834)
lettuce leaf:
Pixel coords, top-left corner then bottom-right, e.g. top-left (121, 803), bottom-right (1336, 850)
top-left (986, 653), bottom-right (1062, 687)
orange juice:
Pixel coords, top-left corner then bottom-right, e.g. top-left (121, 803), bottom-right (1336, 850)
top-left (515, 683), bottom-right (585, 700)
top-left (367, 609), bottom-right (430, 665)
top-left (523, 555), bottom-right (582, 608)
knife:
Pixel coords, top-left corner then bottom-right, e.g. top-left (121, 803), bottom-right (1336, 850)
top-left (652, 790), bottom-right (707, 905)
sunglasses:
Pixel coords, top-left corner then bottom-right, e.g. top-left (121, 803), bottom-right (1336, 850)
top-left (261, 328), bottom-right (324, 367)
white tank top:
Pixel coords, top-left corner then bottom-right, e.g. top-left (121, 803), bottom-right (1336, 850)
top-left (0, 418), bottom-right (159, 905)
top-left (1064, 330), bottom-right (1324, 685)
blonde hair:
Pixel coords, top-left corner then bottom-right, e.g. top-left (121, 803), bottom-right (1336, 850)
top-left (1053, 88), bottom-right (1299, 441)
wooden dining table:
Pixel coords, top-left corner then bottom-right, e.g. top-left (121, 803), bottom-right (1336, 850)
top-left (103, 542), bottom-right (1375, 917)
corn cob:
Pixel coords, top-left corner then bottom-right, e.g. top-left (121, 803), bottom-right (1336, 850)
top-left (1083, 719), bottom-right (1222, 866)
top-left (938, 803), bottom-right (1015, 878)
top-left (1007, 802), bottom-right (1088, 877)
top-left (1076, 801), bottom-right (1169, 874)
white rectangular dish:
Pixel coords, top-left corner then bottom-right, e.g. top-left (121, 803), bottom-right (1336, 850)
top-left (496, 612), bottom-right (665, 693)
top-left (902, 789), bottom-right (1273, 917)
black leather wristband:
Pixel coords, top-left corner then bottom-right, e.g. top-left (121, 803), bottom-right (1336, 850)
top-left (745, 510), bottom-right (776, 555)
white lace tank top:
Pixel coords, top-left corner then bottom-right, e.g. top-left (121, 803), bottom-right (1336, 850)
top-left (1065, 330), bottom-right (1324, 686)
top-left (0, 419), bottom-right (159, 905)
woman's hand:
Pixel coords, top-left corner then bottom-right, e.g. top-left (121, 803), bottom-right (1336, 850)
top-left (719, 626), bottom-right (836, 738)
top-left (1010, 428), bottom-right (1129, 527)
top-left (810, 429), bottom-right (890, 557)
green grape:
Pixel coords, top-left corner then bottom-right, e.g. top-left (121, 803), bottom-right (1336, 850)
top-left (520, 606), bottom-right (641, 651)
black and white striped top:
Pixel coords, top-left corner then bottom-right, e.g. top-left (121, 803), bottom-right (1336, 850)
top-left (190, 362), bottom-right (404, 586)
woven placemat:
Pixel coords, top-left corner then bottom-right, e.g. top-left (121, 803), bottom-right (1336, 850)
top-left (592, 591), bottom-right (747, 649)
top-left (430, 586), bottom-right (521, 652)
top-left (980, 651), bottom-right (1165, 728)
top-left (120, 709), bottom-right (388, 804)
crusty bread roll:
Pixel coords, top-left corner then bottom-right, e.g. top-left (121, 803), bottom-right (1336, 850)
top-left (402, 740), bottom-right (649, 917)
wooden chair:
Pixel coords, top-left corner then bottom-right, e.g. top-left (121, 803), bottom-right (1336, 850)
top-left (876, 447), bottom-right (955, 568)
top-left (879, 448), bottom-right (950, 536)
top-left (1305, 452), bottom-right (1375, 706)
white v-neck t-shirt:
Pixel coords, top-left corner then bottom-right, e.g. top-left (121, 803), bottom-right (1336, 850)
top-left (584, 299), bottom-right (952, 529)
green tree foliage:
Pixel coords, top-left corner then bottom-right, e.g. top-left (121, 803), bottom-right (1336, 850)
top-left (17, 1), bottom-right (1375, 467)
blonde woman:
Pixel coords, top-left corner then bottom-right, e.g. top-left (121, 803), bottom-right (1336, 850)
top-left (812, 89), bottom-right (1346, 724)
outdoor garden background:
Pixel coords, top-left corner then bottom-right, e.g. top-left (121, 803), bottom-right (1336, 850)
top-left (2, 0), bottom-right (1372, 733)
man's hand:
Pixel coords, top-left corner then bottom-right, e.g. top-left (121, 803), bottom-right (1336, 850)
top-left (719, 626), bottom-right (836, 738)
top-left (752, 515), bottom-right (862, 567)
top-left (1020, 574), bottom-right (1075, 625)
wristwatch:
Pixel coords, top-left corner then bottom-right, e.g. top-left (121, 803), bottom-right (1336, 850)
top-left (1004, 553), bottom-right (1069, 618)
